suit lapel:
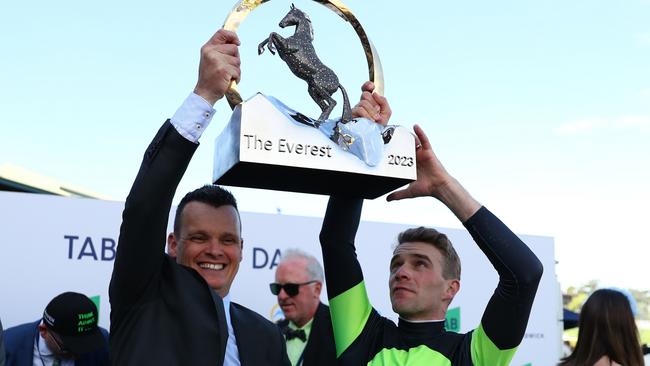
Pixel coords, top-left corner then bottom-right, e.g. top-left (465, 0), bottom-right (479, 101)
top-left (302, 303), bottom-right (324, 363)
top-left (210, 290), bottom-right (228, 365)
top-left (230, 304), bottom-right (251, 366)
top-left (26, 322), bottom-right (42, 366)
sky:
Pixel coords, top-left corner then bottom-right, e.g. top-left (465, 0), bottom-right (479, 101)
top-left (1, 0), bottom-right (649, 290)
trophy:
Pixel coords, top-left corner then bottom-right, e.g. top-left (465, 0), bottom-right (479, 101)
top-left (213, 0), bottom-right (416, 199)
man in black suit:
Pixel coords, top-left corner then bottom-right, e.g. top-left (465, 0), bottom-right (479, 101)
top-left (109, 28), bottom-right (289, 366)
top-left (272, 249), bottom-right (335, 366)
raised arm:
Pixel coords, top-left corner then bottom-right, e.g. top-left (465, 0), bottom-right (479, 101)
top-left (386, 124), bottom-right (480, 221)
top-left (319, 196), bottom-right (369, 358)
top-left (388, 125), bottom-right (543, 361)
top-left (109, 121), bottom-right (198, 308)
top-left (109, 29), bottom-right (241, 309)
top-left (319, 81), bottom-right (389, 357)
top-left (463, 206), bottom-right (542, 358)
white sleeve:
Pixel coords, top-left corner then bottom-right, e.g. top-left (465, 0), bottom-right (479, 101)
top-left (169, 92), bottom-right (217, 143)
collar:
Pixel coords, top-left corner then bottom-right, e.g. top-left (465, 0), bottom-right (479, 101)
top-left (286, 317), bottom-right (314, 344)
top-left (222, 293), bottom-right (232, 309)
top-left (398, 317), bottom-right (446, 323)
top-left (288, 317), bottom-right (314, 331)
top-left (397, 318), bottom-right (446, 337)
top-left (220, 292), bottom-right (234, 328)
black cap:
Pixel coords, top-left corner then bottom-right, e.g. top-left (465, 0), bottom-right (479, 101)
top-left (42, 292), bottom-right (104, 355)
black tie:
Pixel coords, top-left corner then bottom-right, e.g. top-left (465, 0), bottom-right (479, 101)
top-left (284, 327), bottom-right (306, 342)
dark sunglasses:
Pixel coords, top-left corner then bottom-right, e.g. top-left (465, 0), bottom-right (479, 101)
top-left (269, 281), bottom-right (318, 297)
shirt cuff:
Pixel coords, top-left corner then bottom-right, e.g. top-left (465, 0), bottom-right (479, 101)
top-left (170, 92), bottom-right (216, 143)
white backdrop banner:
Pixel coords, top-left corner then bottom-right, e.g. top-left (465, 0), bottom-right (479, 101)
top-left (0, 191), bottom-right (559, 365)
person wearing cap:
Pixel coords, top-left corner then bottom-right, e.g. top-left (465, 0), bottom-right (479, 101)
top-left (3, 292), bottom-right (109, 366)
top-left (272, 249), bottom-right (336, 366)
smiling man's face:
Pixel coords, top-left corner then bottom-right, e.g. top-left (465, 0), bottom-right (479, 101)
top-left (168, 201), bottom-right (242, 297)
top-left (389, 242), bottom-right (459, 321)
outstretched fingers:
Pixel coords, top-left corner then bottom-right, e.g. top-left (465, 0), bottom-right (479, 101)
top-left (386, 186), bottom-right (414, 202)
top-left (413, 124), bottom-right (431, 151)
top-left (386, 124), bottom-right (442, 202)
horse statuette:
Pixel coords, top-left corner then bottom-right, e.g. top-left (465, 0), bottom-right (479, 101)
top-left (258, 4), bottom-right (352, 123)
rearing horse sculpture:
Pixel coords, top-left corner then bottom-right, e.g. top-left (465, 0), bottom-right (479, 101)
top-left (258, 4), bottom-right (352, 123)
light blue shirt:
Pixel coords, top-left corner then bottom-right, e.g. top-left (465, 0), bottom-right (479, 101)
top-left (221, 294), bottom-right (241, 366)
top-left (170, 92), bottom-right (216, 143)
top-left (33, 328), bottom-right (73, 366)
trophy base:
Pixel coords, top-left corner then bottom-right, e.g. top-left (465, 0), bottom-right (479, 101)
top-left (216, 161), bottom-right (412, 199)
top-left (213, 93), bottom-right (416, 199)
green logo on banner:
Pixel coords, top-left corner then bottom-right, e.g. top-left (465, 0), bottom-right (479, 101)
top-left (445, 307), bottom-right (461, 332)
top-left (90, 295), bottom-right (101, 322)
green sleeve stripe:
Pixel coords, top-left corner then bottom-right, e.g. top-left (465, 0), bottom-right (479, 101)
top-left (470, 324), bottom-right (518, 365)
top-left (329, 281), bottom-right (372, 357)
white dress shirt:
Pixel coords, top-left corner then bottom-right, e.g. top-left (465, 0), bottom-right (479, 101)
top-left (221, 294), bottom-right (241, 366)
top-left (33, 331), bottom-right (73, 366)
top-left (170, 92), bottom-right (216, 144)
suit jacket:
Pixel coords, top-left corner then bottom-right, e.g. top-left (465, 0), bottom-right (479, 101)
top-left (109, 121), bottom-right (288, 366)
top-left (277, 303), bottom-right (336, 366)
top-left (231, 303), bottom-right (290, 365)
top-left (1, 318), bottom-right (6, 366)
top-left (4, 321), bottom-right (109, 366)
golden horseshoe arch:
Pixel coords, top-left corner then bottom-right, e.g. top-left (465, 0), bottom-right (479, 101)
top-left (222, 0), bottom-right (384, 109)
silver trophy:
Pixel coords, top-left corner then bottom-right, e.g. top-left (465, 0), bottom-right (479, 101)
top-left (213, 0), bottom-right (415, 198)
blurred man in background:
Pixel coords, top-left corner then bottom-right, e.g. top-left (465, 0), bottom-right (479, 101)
top-left (4, 292), bottom-right (109, 366)
top-left (272, 249), bottom-right (335, 366)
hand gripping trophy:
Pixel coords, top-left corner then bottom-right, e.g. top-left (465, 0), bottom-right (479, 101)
top-left (213, 0), bottom-right (416, 199)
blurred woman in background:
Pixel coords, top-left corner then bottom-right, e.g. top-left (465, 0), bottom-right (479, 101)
top-left (559, 288), bottom-right (644, 366)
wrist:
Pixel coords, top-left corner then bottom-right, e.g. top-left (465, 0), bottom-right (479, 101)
top-left (430, 177), bottom-right (457, 203)
top-left (193, 86), bottom-right (221, 106)
top-left (432, 178), bottom-right (481, 222)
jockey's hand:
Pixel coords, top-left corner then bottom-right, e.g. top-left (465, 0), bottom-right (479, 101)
top-left (386, 124), bottom-right (481, 222)
top-left (194, 29), bottom-right (241, 106)
top-left (351, 81), bottom-right (392, 127)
